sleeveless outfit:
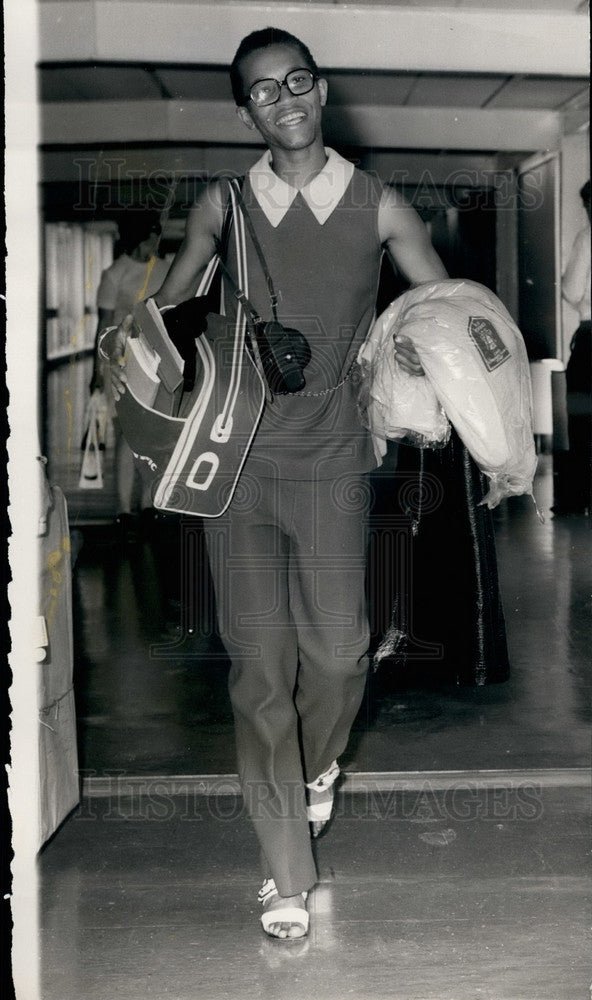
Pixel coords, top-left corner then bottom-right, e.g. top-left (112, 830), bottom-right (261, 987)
top-left (202, 150), bottom-right (385, 895)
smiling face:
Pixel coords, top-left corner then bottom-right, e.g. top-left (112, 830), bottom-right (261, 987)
top-left (236, 43), bottom-right (328, 155)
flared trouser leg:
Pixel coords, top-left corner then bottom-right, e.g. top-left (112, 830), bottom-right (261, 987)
top-left (202, 473), bottom-right (370, 898)
top-left (289, 477), bottom-right (371, 784)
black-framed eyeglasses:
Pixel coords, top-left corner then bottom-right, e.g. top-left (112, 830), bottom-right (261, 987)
top-left (245, 68), bottom-right (319, 108)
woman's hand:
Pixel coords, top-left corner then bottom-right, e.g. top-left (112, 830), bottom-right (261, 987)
top-left (100, 314), bottom-right (133, 401)
top-left (393, 334), bottom-right (425, 377)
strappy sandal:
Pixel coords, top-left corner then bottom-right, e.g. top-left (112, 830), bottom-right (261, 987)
top-left (305, 760), bottom-right (340, 837)
top-left (258, 878), bottom-right (309, 938)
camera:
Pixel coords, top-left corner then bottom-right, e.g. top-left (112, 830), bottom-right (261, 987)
top-left (255, 321), bottom-right (311, 394)
top-left (160, 295), bottom-right (312, 397)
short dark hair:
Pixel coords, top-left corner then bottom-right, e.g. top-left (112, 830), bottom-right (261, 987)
top-left (580, 179), bottom-right (591, 207)
top-left (230, 27), bottom-right (319, 106)
top-left (115, 210), bottom-right (161, 256)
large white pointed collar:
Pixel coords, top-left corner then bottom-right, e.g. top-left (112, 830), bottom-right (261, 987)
top-left (247, 147), bottom-right (355, 227)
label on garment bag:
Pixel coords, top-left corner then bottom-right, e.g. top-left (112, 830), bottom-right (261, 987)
top-left (468, 316), bottom-right (511, 372)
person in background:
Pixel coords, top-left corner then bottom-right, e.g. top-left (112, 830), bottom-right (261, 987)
top-left (557, 178), bottom-right (591, 516)
top-left (90, 211), bottom-right (171, 537)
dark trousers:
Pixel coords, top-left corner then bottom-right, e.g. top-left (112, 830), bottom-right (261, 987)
top-left (202, 473), bottom-right (371, 896)
top-left (565, 322), bottom-right (591, 512)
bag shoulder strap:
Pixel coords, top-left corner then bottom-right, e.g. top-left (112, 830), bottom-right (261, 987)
top-left (218, 179), bottom-right (274, 402)
top-left (193, 175), bottom-right (243, 299)
top-left (213, 177), bottom-right (280, 323)
top-left (218, 175), bottom-right (243, 261)
top-left (230, 182), bottom-right (279, 322)
top-left (215, 179), bottom-right (262, 326)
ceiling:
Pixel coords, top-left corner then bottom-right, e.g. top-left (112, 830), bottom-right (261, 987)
top-left (39, 63), bottom-right (588, 112)
top-left (35, 1), bottom-right (589, 190)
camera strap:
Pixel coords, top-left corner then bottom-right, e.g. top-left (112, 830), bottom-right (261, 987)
top-left (214, 178), bottom-right (276, 326)
top-left (217, 257), bottom-right (274, 403)
top-left (231, 182), bottom-right (280, 323)
top-left (217, 179), bottom-right (314, 401)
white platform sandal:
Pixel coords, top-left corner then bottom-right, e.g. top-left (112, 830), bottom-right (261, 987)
top-left (258, 878), bottom-right (309, 938)
top-left (305, 760), bottom-right (340, 837)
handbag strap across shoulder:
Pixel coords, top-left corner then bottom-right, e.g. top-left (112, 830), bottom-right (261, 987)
top-left (193, 176), bottom-right (242, 299)
top-left (230, 182), bottom-right (280, 323)
top-left (218, 178), bottom-right (239, 264)
top-left (217, 179), bottom-right (274, 403)
top-left (216, 178), bottom-right (279, 324)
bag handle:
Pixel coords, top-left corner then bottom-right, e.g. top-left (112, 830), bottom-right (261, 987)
top-left (220, 179), bottom-right (274, 406)
top-left (231, 182), bottom-right (280, 323)
top-left (192, 182), bottom-right (236, 300)
top-left (214, 178), bottom-right (280, 324)
top-left (209, 180), bottom-right (273, 402)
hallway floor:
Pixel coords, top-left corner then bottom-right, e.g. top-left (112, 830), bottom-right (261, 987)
top-left (40, 781), bottom-right (589, 1000)
top-left (38, 456), bottom-right (591, 999)
top-left (70, 456), bottom-right (590, 778)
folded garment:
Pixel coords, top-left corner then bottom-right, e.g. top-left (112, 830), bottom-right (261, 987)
top-left (359, 279), bottom-right (537, 508)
